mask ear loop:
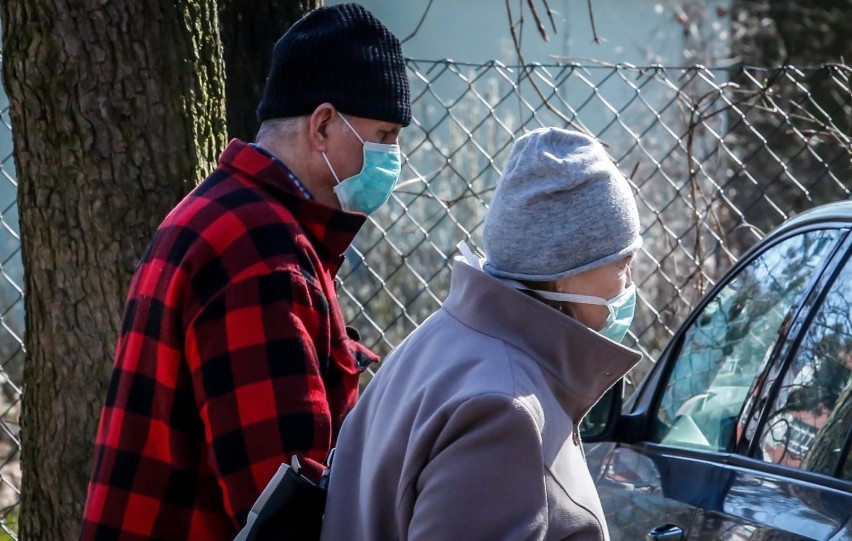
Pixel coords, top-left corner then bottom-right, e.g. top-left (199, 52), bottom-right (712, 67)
top-left (322, 152), bottom-right (341, 184)
top-left (510, 283), bottom-right (624, 319)
top-left (525, 289), bottom-right (608, 305)
top-left (338, 113), bottom-right (365, 144)
top-left (322, 113), bottom-right (362, 187)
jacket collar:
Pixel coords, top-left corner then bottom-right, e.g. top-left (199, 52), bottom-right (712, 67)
top-left (220, 139), bottom-right (366, 274)
top-left (442, 260), bottom-right (642, 421)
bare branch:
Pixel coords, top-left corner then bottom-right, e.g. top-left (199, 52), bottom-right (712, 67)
top-left (587, 0), bottom-right (600, 44)
top-left (506, 0), bottom-right (523, 59)
top-left (543, 0), bottom-right (557, 33)
top-left (506, 0), bottom-right (586, 132)
top-left (402, 0), bottom-right (435, 44)
top-left (526, 0), bottom-right (549, 41)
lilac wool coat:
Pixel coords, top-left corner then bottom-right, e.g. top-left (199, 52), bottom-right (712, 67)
top-left (320, 259), bottom-right (641, 541)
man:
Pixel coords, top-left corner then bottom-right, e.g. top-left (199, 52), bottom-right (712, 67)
top-left (80, 4), bottom-right (410, 539)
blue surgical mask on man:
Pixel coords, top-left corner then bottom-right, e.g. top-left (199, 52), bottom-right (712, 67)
top-left (322, 114), bottom-right (402, 215)
top-left (506, 281), bottom-right (638, 343)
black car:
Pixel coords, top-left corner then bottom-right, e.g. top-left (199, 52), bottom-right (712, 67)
top-left (584, 201), bottom-right (852, 540)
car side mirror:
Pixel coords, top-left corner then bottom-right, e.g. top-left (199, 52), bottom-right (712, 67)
top-left (581, 378), bottom-right (647, 443)
top-left (580, 379), bottom-right (624, 440)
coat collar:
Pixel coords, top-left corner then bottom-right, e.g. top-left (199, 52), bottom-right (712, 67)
top-left (442, 260), bottom-right (642, 421)
top-left (220, 139), bottom-right (367, 274)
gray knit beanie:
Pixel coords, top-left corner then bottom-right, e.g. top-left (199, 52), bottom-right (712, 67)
top-left (483, 127), bottom-right (642, 281)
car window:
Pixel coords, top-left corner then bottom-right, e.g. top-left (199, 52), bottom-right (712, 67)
top-left (648, 230), bottom-right (841, 452)
top-left (755, 252), bottom-right (852, 478)
top-left (843, 439), bottom-right (852, 481)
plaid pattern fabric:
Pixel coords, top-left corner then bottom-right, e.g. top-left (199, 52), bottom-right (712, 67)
top-left (80, 140), bottom-right (377, 541)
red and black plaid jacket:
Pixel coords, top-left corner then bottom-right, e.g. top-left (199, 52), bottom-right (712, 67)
top-left (80, 140), bottom-right (378, 540)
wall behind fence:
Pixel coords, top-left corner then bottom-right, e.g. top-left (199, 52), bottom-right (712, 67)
top-left (0, 59), bottom-right (850, 537)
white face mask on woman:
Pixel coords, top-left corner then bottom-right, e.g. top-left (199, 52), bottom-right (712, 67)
top-left (529, 285), bottom-right (637, 342)
top-left (456, 241), bottom-right (637, 343)
top-left (506, 281), bottom-right (637, 343)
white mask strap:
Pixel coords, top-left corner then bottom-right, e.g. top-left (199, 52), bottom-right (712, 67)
top-left (501, 279), bottom-right (626, 308)
top-left (338, 113), bottom-right (365, 144)
top-left (531, 283), bottom-right (636, 307)
top-left (531, 289), bottom-right (609, 305)
top-left (456, 241), bottom-right (483, 270)
top-left (321, 152), bottom-right (341, 184)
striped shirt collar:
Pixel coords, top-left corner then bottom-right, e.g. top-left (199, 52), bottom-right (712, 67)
top-left (249, 142), bottom-right (314, 200)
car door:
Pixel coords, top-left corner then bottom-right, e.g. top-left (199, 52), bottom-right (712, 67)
top-left (687, 230), bottom-right (852, 540)
top-left (586, 223), bottom-right (852, 540)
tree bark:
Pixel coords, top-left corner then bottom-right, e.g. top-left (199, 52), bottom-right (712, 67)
top-left (0, 1), bottom-right (226, 538)
top-left (218, 0), bottom-right (321, 142)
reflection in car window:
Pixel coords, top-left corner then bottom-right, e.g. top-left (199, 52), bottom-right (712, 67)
top-left (757, 254), bottom-right (852, 478)
top-left (649, 230), bottom-right (840, 452)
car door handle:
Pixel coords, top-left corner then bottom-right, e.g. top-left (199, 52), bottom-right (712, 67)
top-left (646, 523), bottom-right (685, 541)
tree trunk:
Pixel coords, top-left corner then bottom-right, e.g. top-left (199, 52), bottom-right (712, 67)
top-left (0, 1), bottom-right (226, 538)
top-left (219, 0), bottom-right (321, 142)
top-left (725, 0), bottom-right (852, 242)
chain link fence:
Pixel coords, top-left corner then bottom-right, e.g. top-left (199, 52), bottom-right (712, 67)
top-left (339, 60), bottom-right (852, 389)
top-left (1, 59), bottom-right (851, 537)
top-left (341, 60), bottom-right (852, 387)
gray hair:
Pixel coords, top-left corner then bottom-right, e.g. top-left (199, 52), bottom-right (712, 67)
top-left (256, 116), bottom-right (306, 143)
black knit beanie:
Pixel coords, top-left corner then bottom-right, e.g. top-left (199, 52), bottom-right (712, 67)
top-left (256, 3), bottom-right (411, 126)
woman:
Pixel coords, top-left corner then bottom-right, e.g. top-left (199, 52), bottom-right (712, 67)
top-left (321, 127), bottom-right (643, 540)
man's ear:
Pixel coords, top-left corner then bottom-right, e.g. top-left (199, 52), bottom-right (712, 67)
top-left (308, 103), bottom-right (337, 152)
